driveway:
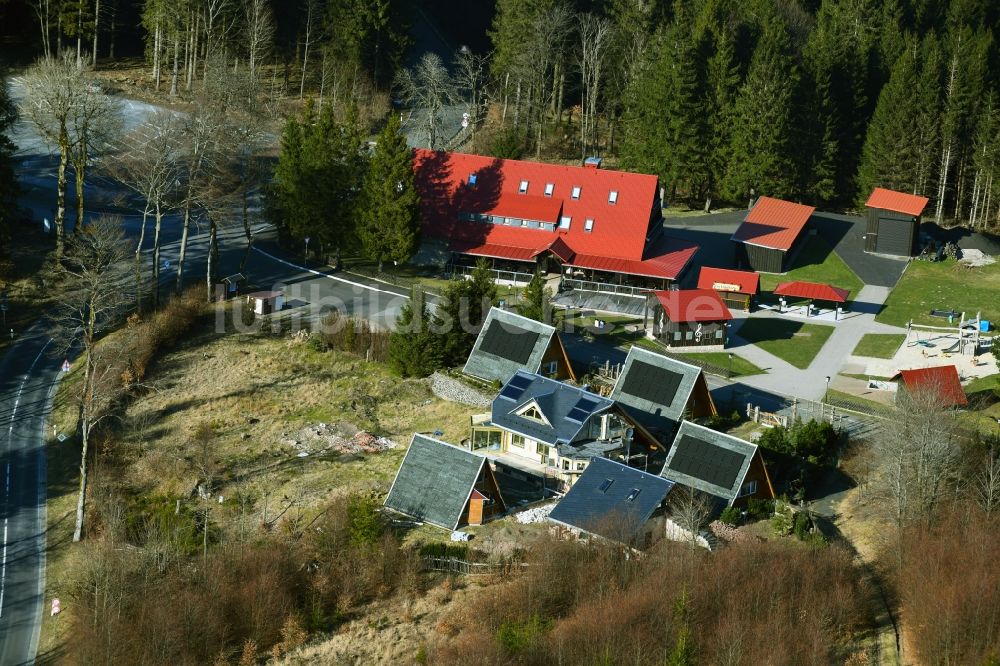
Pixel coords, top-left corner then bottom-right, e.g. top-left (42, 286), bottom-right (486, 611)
top-left (812, 212), bottom-right (908, 287)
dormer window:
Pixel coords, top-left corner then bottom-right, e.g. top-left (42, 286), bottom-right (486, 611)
top-left (571, 186), bottom-right (581, 200)
top-left (468, 173), bottom-right (478, 185)
top-left (584, 218), bottom-right (594, 232)
top-left (544, 183), bottom-right (554, 197)
top-left (608, 190), bottom-right (618, 205)
top-left (560, 216), bottom-right (571, 229)
top-left (522, 406), bottom-right (542, 420)
top-left (519, 180), bottom-right (529, 194)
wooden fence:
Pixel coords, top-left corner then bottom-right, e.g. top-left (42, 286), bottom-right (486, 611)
top-left (421, 556), bottom-right (528, 576)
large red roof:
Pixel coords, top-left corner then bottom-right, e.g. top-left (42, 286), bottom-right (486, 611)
top-left (413, 149), bottom-right (661, 263)
top-left (895, 365), bottom-right (968, 407)
top-left (865, 188), bottom-right (929, 217)
top-left (732, 196), bottom-right (815, 251)
top-left (652, 289), bottom-right (733, 323)
top-left (697, 267), bottom-right (760, 295)
top-left (773, 281), bottom-right (850, 303)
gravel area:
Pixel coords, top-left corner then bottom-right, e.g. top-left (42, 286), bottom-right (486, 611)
top-left (430, 372), bottom-right (493, 408)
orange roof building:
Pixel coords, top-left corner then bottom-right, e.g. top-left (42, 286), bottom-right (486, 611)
top-left (864, 187), bottom-right (929, 257)
top-left (645, 289), bottom-right (733, 348)
top-left (893, 365), bottom-right (968, 408)
top-left (697, 267), bottom-right (760, 311)
top-left (413, 150), bottom-right (699, 287)
top-left (731, 196), bottom-right (815, 273)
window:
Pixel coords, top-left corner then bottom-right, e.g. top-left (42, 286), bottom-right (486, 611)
top-left (715, 329), bottom-right (724, 339)
top-left (571, 186), bottom-right (581, 200)
top-left (584, 218), bottom-right (594, 232)
top-left (673, 331), bottom-right (682, 341)
top-left (560, 216), bottom-right (572, 229)
top-left (562, 459), bottom-right (570, 470)
top-left (545, 361), bottom-right (558, 376)
top-left (542, 223), bottom-right (555, 232)
top-left (625, 488), bottom-right (641, 503)
top-left (472, 428), bottom-right (502, 451)
top-left (598, 478), bottom-right (614, 493)
top-left (526, 220), bottom-right (539, 228)
top-left (522, 406), bottom-right (543, 421)
top-left (608, 190), bottom-right (618, 205)
top-left (576, 461), bottom-right (586, 471)
top-left (544, 183), bottom-right (554, 196)
top-left (519, 180), bottom-right (529, 193)
top-left (685, 330), bottom-right (694, 340)
top-left (740, 480), bottom-right (758, 497)
top-left (511, 434), bottom-right (526, 449)
top-left (468, 173), bottom-right (477, 185)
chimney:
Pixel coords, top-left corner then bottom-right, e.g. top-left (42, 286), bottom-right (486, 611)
top-left (584, 156), bottom-right (602, 169)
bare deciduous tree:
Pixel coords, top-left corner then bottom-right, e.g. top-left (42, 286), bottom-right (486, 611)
top-left (394, 53), bottom-right (457, 150)
top-left (454, 47), bottom-right (491, 152)
top-left (975, 446), bottom-right (1000, 517)
top-left (244, 0), bottom-right (275, 96)
top-left (69, 80), bottom-right (121, 233)
top-left (51, 216), bottom-right (133, 541)
top-left (578, 13), bottom-right (612, 159)
top-left (20, 52), bottom-right (87, 258)
top-left (668, 486), bottom-right (714, 549)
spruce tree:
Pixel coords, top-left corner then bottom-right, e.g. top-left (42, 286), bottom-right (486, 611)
top-left (0, 72), bottom-right (18, 263)
top-left (388, 288), bottom-right (440, 377)
top-left (519, 270), bottom-right (549, 322)
top-left (438, 259), bottom-right (497, 367)
top-left (357, 113), bottom-right (419, 272)
top-left (722, 27), bottom-right (798, 202)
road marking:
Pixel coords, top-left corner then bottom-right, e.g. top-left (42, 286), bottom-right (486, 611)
top-left (251, 247), bottom-right (411, 299)
top-left (1, 339), bottom-right (52, 620)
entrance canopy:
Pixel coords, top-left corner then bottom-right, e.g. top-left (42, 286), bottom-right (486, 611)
top-left (773, 281), bottom-right (849, 303)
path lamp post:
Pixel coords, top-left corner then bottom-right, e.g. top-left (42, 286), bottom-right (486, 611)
top-left (304, 236), bottom-right (311, 263)
top-left (728, 353), bottom-right (734, 378)
top-left (824, 376), bottom-right (831, 404)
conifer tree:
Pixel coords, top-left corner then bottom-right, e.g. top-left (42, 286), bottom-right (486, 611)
top-left (519, 270), bottom-right (550, 323)
top-left (0, 72), bottom-right (17, 261)
top-left (357, 113), bottom-right (419, 272)
top-left (388, 287), bottom-right (440, 377)
top-left (438, 259), bottom-right (497, 367)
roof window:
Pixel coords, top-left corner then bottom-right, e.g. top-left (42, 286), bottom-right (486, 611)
top-left (608, 190), bottom-right (618, 205)
top-left (519, 180), bottom-right (529, 194)
top-left (559, 216), bottom-right (571, 229)
top-left (544, 183), bottom-right (554, 196)
top-left (584, 218), bottom-right (594, 232)
top-left (598, 478), bottom-right (614, 493)
top-left (468, 173), bottom-right (478, 185)
top-left (571, 186), bottom-right (581, 200)
top-left (625, 488), bottom-right (641, 503)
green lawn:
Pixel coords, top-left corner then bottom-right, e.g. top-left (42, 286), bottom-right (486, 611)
top-left (876, 259), bottom-right (1000, 327)
top-left (666, 351), bottom-right (765, 377)
top-left (736, 318), bottom-right (836, 369)
top-left (758, 237), bottom-right (865, 300)
top-left (851, 333), bottom-right (906, 359)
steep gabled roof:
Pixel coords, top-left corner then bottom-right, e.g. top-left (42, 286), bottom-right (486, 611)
top-left (866, 187), bottom-right (929, 217)
top-left (652, 289), bottom-right (734, 323)
top-left (413, 149), bottom-right (660, 262)
top-left (548, 457), bottom-right (674, 544)
top-left (491, 371), bottom-right (613, 446)
top-left (660, 421), bottom-right (758, 505)
top-left (893, 365), bottom-right (968, 407)
top-left (732, 196), bottom-right (815, 251)
top-left (697, 267), bottom-right (760, 295)
top-left (464, 307), bottom-right (558, 384)
top-left (384, 434), bottom-right (490, 530)
top-left (610, 346), bottom-right (702, 434)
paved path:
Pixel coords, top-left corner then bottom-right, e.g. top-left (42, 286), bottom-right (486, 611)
top-left (729, 285), bottom-right (906, 400)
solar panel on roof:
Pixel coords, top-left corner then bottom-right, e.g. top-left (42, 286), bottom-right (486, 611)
top-left (668, 435), bottom-right (746, 490)
top-left (479, 320), bottom-right (540, 365)
top-left (620, 360), bottom-right (683, 407)
top-left (565, 407), bottom-right (589, 423)
top-left (508, 373), bottom-right (533, 390)
top-left (574, 397), bottom-right (599, 411)
top-left (499, 384), bottom-right (526, 401)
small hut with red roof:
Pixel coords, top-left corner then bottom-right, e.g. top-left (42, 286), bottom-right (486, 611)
top-left (644, 289), bottom-right (733, 348)
top-left (864, 187), bottom-right (929, 257)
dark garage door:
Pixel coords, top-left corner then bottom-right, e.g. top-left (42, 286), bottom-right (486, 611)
top-left (875, 215), bottom-right (915, 256)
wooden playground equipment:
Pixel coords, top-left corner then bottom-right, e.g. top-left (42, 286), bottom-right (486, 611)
top-left (906, 311), bottom-right (992, 357)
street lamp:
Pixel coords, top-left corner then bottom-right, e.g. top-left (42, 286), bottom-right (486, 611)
top-left (824, 376), bottom-right (831, 404)
top-left (728, 352), bottom-right (734, 378)
top-left (303, 236), bottom-right (311, 263)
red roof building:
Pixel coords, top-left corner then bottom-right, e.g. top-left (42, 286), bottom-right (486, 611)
top-left (732, 197), bottom-right (815, 273)
top-left (773, 281), bottom-right (850, 303)
top-left (645, 290), bottom-right (733, 348)
top-left (894, 365), bottom-right (968, 407)
top-left (413, 149), bottom-right (698, 285)
top-left (697, 267), bottom-right (760, 311)
top-left (864, 188), bottom-right (928, 257)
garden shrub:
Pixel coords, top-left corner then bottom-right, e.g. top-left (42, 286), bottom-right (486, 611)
top-left (746, 498), bottom-right (774, 519)
top-left (719, 507), bottom-right (741, 526)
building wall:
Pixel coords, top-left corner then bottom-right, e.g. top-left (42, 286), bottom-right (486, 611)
top-left (732, 451), bottom-right (775, 505)
top-left (540, 337), bottom-right (575, 381)
top-left (716, 291), bottom-right (751, 311)
top-left (647, 301), bottom-right (727, 347)
top-left (736, 242), bottom-right (787, 273)
top-left (865, 207), bottom-right (918, 256)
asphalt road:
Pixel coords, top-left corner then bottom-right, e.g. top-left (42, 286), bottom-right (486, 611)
top-left (0, 325), bottom-right (56, 666)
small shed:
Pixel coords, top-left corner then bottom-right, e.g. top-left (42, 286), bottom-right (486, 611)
top-left (892, 365), bottom-right (968, 408)
top-left (645, 289), bottom-right (733, 348)
top-left (696, 266), bottom-right (760, 311)
top-left (246, 290), bottom-right (284, 315)
top-left (773, 281), bottom-right (849, 318)
top-left (219, 273), bottom-right (248, 299)
top-left (864, 188), bottom-right (929, 257)
top-left (731, 197), bottom-right (815, 273)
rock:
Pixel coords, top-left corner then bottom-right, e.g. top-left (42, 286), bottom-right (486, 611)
top-left (246, 417), bottom-right (260, 425)
top-left (241, 433), bottom-right (251, 440)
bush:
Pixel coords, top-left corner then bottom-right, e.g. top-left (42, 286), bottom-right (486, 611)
top-left (719, 507), bottom-right (742, 526)
top-left (347, 495), bottom-right (384, 547)
top-left (746, 498), bottom-right (775, 520)
top-left (792, 511), bottom-right (811, 540)
top-left (418, 542), bottom-right (470, 559)
top-left (314, 310), bottom-right (390, 362)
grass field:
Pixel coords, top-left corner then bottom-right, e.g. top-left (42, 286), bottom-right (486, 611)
top-left (736, 318), bottom-right (835, 369)
top-left (758, 237), bottom-right (865, 300)
top-left (851, 333), bottom-right (906, 359)
top-left (876, 259), bottom-right (1000, 327)
top-left (665, 350), bottom-right (765, 377)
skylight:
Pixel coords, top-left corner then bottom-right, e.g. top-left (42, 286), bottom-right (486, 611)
top-left (544, 183), bottom-right (554, 196)
top-left (468, 173), bottom-right (478, 185)
top-left (560, 216), bottom-right (571, 229)
top-left (519, 180), bottom-right (529, 194)
top-left (598, 478), bottom-right (614, 493)
top-left (571, 186), bottom-right (581, 200)
top-left (584, 218), bottom-right (594, 232)
top-left (625, 488), bottom-right (641, 503)
top-left (608, 190), bottom-right (618, 205)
